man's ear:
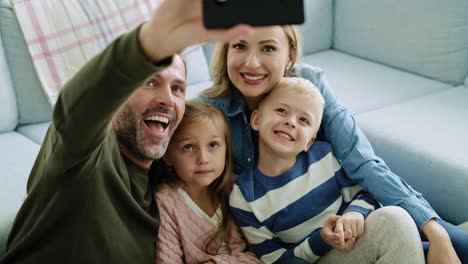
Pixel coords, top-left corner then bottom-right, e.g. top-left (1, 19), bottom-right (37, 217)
top-left (304, 136), bottom-right (316, 152)
top-left (250, 109), bottom-right (261, 131)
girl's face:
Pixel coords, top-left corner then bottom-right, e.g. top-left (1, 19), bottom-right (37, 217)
top-left (164, 119), bottom-right (227, 192)
top-left (227, 26), bottom-right (292, 109)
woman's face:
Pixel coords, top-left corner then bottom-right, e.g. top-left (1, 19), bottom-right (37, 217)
top-left (227, 26), bottom-right (291, 109)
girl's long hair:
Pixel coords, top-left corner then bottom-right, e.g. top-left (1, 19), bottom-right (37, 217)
top-left (154, 101), bottom-right (235, 255)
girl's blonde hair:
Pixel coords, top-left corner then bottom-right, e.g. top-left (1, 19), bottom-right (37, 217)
top-left (157, 101), bottom-right (235, 255)
top-left (200, 25), bottom-right (302, 99)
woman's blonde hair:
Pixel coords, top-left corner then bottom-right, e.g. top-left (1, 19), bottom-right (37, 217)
top-left (200, 25), bottom-right (302, 99)
top-left (157, 101), bottom-right (235, 255)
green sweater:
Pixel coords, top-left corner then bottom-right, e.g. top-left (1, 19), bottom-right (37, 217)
top-left (1, 28), bottom-right (169, 263)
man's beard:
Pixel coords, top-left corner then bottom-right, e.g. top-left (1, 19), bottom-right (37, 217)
top-left (114, 107), bottom-right (169, 161)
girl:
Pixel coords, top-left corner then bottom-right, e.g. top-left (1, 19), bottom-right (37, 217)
top-left (154, 101), bottom-right (262, 264)
top-left (198, 26), bottom-right (467, 263)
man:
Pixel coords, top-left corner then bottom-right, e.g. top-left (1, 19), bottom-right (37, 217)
top-left (0, 0), bottom-right (253, 263)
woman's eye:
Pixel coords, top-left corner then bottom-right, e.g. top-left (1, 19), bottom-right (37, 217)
top-left (262, 45), bottom-right (276, 53)
top-left (232, 43), bottom-right (245, 50)
top-left (209, 142), bottom-right (219, 149)
top-left (182, 145), bottom-right (194, 152)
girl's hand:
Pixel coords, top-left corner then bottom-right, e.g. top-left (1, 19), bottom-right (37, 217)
top-left (139, 0), bottom-right (253, 61)
top-left (333, 211), bottom-right (364, 250)
top-left (321, 215), bottom-right (356, 251)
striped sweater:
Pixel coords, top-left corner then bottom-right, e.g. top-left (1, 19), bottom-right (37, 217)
top-left (229, 141), bottom-right (379, 263)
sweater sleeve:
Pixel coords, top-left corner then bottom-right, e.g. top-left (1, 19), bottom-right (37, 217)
top-left (51, 26), bottom-right (171, 166)
top-left (204, 222), bottom-right (263, 264)
top-left (343, 191), bottom-right (379, 218)
top-left (155, 189), bottom-right (185, 264)
top-left (230, 185), bottom-right (330, 264)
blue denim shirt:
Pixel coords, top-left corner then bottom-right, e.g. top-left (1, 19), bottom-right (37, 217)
top-left (195, 63), bottom-right (438, 228)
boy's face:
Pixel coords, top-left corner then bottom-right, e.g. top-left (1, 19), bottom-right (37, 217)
top-left (251, 87), bottom-right (323, 158)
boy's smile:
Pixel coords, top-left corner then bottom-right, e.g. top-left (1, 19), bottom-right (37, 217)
top-left (251, 84), bottom-right (324, 168)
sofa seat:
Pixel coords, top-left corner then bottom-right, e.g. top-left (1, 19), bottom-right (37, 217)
top-left (355, 86), bottom-right (468, 224)
top-left (16, 122), bottom-right (51, 145)
top-left (302, 50), bottom-right (451, 115)
top-left (0, 132), bottom-right (40, 254)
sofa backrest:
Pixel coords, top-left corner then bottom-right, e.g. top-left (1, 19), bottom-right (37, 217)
top-left (333, 0), bottom-right (468, 85)
top-left (300, 0), bottom-right (333, 55)
top-left (0, 0), bottom-right (52, 126)
top-left (182, 45), bottom-right (212, 98)
top-left (0, 33), bottom-right (18, 133)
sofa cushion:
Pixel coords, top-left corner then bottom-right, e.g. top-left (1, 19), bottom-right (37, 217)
top-left (0, 0), bottom-right (52, 125)
top-left (202, 43), bottom-right (216, 69)
top-left (302, 50), bottom-right (450, 114)
top-left (356, 86), bottom-right (468, 225)
top-left (0, 132), bottom-right (40, 255)
top-left (300, 0), bottom-right (333, 55)
top-left (459, 221), bottom-right (468, 232)
top-left (0, 32), bottom-right (18, 133)
top-left (334, 0), bottom-right (468, 85)
top-left (183, 45), bottom-right (212, 87)
top-left (16, 122), bottom-right (50, 145)
top-left (186, 80), bottom-right (213, 100)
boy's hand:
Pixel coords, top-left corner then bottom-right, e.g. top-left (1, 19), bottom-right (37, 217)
top-left (321, 215), bottom-right (356, 251)
top-left (334, 211), bottom-right (365, 247)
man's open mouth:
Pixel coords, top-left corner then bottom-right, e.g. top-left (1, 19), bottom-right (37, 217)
top-left (144, 115), bottom-right (169, 133)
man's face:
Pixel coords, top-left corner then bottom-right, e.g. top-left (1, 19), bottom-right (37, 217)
top-left (113, 56), bottom-right (186, 168)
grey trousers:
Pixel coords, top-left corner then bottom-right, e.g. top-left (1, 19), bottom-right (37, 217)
top-left (316, 206), bottom-right (425, 264)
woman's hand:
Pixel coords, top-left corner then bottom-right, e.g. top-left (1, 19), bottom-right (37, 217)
top-left (423, 219), bottom-right (461, 264)
top-left (139, 0), bottom-right (253, 61)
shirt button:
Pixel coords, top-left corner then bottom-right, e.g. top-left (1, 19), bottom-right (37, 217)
top-left (247, 158), bottom-right (252, 162)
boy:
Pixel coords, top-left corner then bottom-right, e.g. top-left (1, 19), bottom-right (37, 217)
top-left (229, 77), bottom-right (425, 264)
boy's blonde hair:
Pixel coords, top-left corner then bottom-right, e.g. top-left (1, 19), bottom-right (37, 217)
top-left (260, 77), bottom-right (325, 128)
top-left (159, 101), bottom-right (235, 255)
top-left (201, 25), bottom-right (302, 99)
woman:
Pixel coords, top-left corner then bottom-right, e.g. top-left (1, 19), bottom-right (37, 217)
top-left (197, 25), bottom-right (466, 263)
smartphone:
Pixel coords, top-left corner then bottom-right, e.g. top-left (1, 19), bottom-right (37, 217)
top-left (203, 0), bottom-right (305, 29)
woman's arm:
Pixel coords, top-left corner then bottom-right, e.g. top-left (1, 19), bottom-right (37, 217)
top-left (296, 63), bottom-right (439, 228)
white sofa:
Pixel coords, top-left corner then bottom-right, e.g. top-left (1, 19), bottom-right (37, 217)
top-left (1, 0), bottom-right (467, 256)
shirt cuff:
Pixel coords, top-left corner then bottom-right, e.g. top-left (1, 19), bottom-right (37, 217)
top-left (401, 197), bottom-right (440, 229)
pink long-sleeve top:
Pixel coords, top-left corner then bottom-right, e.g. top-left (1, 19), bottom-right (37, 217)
top-left (155, 184), bottom-right (262, 264)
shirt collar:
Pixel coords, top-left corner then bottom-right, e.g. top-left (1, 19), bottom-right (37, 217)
top-left (227, 87), bottom-right (249, 118)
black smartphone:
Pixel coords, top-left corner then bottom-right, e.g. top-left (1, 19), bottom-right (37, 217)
top-left (203, 0), bottom-right (305, 29)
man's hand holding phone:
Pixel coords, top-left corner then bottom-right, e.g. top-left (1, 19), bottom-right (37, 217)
top-left (203, 0), bottom-right (305, 29)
